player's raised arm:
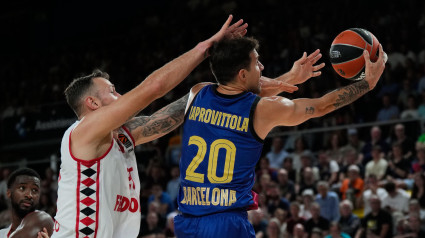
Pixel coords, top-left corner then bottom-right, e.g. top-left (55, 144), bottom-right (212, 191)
top-left (70, 15), bottom-right (247, 157)
top-left (258, 49), bottom-right (325, 97)
top-left (255, 45), bottom-right (386, 139)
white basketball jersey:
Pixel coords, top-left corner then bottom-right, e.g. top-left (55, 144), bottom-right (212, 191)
top-left (52, 121), bottom-right (141, 238)
top-left (0, 225), bottom-right (11, 238)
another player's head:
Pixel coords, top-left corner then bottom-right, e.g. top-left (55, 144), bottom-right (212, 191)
top-left (7, 168), bottom-right (41, 219)
top-left (64, 69), bottom-right (121, 118)
top-left (209, 37), bottom-right (263, 94)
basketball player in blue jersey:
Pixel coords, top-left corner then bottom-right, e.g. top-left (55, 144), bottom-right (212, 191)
top-left (174, 37), bottom-right (387, 237)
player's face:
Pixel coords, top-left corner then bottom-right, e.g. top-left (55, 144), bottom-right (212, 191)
top-left (8, 175), bottom-right (40, 219)
top-left (245, 50), bottom-right (264, 94)
top-left (93, 77), bottom-right (121, 107)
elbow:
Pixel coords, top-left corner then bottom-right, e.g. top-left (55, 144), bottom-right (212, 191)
top-left (146, 76), bottom-right (167, 99)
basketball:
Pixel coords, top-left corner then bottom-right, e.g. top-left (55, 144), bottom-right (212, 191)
top-left (329, 28), bottom-right (379, 80)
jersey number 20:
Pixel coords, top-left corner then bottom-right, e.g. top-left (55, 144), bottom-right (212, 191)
top-left (185, 136), bottom-right (236, 184)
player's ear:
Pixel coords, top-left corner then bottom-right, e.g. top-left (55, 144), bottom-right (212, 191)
top-left (85, 96), bottom-right (100, 111)
top-left (238, 69), bottom-right (247, 82)
top-left (6, 189), bottom-right (11, 198)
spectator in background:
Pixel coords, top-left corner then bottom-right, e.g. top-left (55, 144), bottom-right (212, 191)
top-left (377, 93), bottom-right (400, 121)
top-left (325, 222), bottom-right (350, 238)
top-left (339, 149), bottom-right (364, 181)
top-left (365, 145), bottom-right (388, 180)
top-left (405, 199), bottom-right (425, 221)
top-left (299, 189), bottom-right (314, 220)
top-left (286, 202), bottom-right (305, 236)
top-left (411, 143), bottom-right (425, 174)
top-left (340, 128), bottom-right (365, 155)
top-left (0, 168), bottom-right (10, 211)
top-left (340, 165), bottom-right (364, 208)
top-left (266, 182), bottom-right (290, 215)
top-left (325, 132), bottom-right (345, 164)
top-left (166, 165), bottom-right (180, 206)
top-left (282, 157), bottom-right (297, 183)
top-left (356, 195), bottom-right (393, 238)
top-left (315, 181), bottom-right (340, 223)
top-left (382, 181), bottom-right (409, 215)
top-left (305, 202), bottom-right (330, 236)
top-left (289, 136), bottom-right (311, 173)
top-left (145, 161), bottom-right (168, 190)
top-left (274, 208), bottom-right (289, 236)
top-left (391, 123), bottom-right (416, 160)
top-left (386, 142), bottom-right (410, 182)
top-left (397, 79), bottom-right (417, 110)
top-left (411, 173), bottom-right (425, 208)
top-left (362, 174), bottom-right (388, 216)
top-left (297, 167), bottom-right (318, 196)
top-left (148, 183), bottom-right (174, 217)
top-left (400, 94), bottom-right (419, 119)
top-left (138, 212), bottom-right (164, 238)
top-left (292, 223), bottom-right (307, 238)
top-left (266, 218), bottom-right (281, 238)
top-left (394, 214), bottom-right (425, 237)
top-left (362, 126), bottom-right (390, 164)
top-left (256, 157), bottom-right (278, 182)
top-left (417, 90), bottom-right (425, 118)
top-left (277, 168), bottom-right (296, 202)
top-left (249, 208), bottom-right (268, 238)
top-left (338, 200), bottom-right (360, 238)
top-left (317, 151), bottom-right (339, 187)
top-left (266, 137), bottom-right (289, 170)
top-left (297, 151), bottom-right (319, 185)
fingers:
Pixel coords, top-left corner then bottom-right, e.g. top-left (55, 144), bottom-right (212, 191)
top-left (297, 52), bottom-right (308, 64)
top-left (363, 49), bottom-right (371, 64)
top-left (227, 19), bottom-right (244, 31)
top-left (313, 62), bottom-right (325, 72)
top-left (220, 15), bottom-right (233, 31)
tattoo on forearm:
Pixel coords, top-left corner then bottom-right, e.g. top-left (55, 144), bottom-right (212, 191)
top-left (305, 107), bottom-right (315, 114)
top-left (333, 80), bottom-right (369, 109)
top-left (125, 94), bottom-right (189, 137)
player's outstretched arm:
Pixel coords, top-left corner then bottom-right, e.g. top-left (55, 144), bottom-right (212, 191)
top-left (125, 94), bottom-right (188, 146)
top-left (9, 211), bottom-right (54, 238)
top-left (73, 15), bottom-right (247, 148)
top-left (259, 49), bottom-right (324, 97)
top-left (255, 45), bottom-right (386, 138)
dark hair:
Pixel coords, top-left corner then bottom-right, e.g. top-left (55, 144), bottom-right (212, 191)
top-left (384, 181), bottom-right (396, 193)
top-left (64, 69), bottom-right (109, 117)
top-left (7, 168), bottom-right (41, 189)
top-left (209, 37), bottom-right (259, 85)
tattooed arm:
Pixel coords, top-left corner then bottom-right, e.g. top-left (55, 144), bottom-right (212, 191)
top-left (124, 94), bottom-right (189, 146)
top-left (253, 45), bottom-right (386, 139)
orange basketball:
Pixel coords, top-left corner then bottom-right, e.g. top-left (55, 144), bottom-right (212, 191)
top-left (329, 28), bottom-right (379, 80)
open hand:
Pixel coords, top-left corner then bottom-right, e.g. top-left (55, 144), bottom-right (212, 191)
top-left (37, 228), bottom-right (49, 238)
top-left (288, 49), bottom-right (325, 85)
top-left (199, 15), bottom-right (248, 57)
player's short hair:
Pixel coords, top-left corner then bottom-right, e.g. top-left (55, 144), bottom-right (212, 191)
top-left (7, 168), bottom-right (41, 189)
top-left (209, 37), bottom-right (259, 85)
top-left (64, 69), bottom-right (110, 117)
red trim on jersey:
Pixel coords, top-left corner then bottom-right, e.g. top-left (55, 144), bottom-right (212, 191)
top-left (94, 161), bottom-right (100, 238)
top-left (121, 126), bottom-right (136, 146)
top-left (68, 130), bottom-right (114, 166)
top-left (6, 225), bottom-right (11, 238)
top-left (75, 162), bottom-right (81, 238)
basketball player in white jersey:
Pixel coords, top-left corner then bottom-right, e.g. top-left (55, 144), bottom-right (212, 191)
top-left (52, 16), bottom-right (254, 238)
top-left (0, 168), bottom-right (53, 238)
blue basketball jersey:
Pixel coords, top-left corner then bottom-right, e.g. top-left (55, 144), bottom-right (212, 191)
top-left (178, 84), bottom-right (263, 216)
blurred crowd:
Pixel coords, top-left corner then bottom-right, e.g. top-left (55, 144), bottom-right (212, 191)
top-left (1, 0), bottom-right (425, 237)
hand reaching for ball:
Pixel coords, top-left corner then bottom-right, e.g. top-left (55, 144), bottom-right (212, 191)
top-left (363, 44), bottom-right (386, 90)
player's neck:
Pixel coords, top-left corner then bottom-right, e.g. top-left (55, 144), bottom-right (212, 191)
top-left (10, 210), bottom-right (23, 234)
top-left (216, 83), bottom-right (245, 95)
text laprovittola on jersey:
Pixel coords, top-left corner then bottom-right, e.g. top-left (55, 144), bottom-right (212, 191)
top-left (187, 106), bottom-right (249, 132)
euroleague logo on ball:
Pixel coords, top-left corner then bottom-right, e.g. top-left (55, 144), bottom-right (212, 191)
top-left (329, 28), bottom-right (379, 80)
top-left (330, 50), bottom-right (342, 59)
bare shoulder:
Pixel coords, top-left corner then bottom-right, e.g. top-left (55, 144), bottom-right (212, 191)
top-left (190, 82), bottom-right (214, 95)
top-left (10, 211), bottom-right (54, 237)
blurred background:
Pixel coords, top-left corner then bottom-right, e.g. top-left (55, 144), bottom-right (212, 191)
top-left (1, 0), bottom-right (425, 237)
